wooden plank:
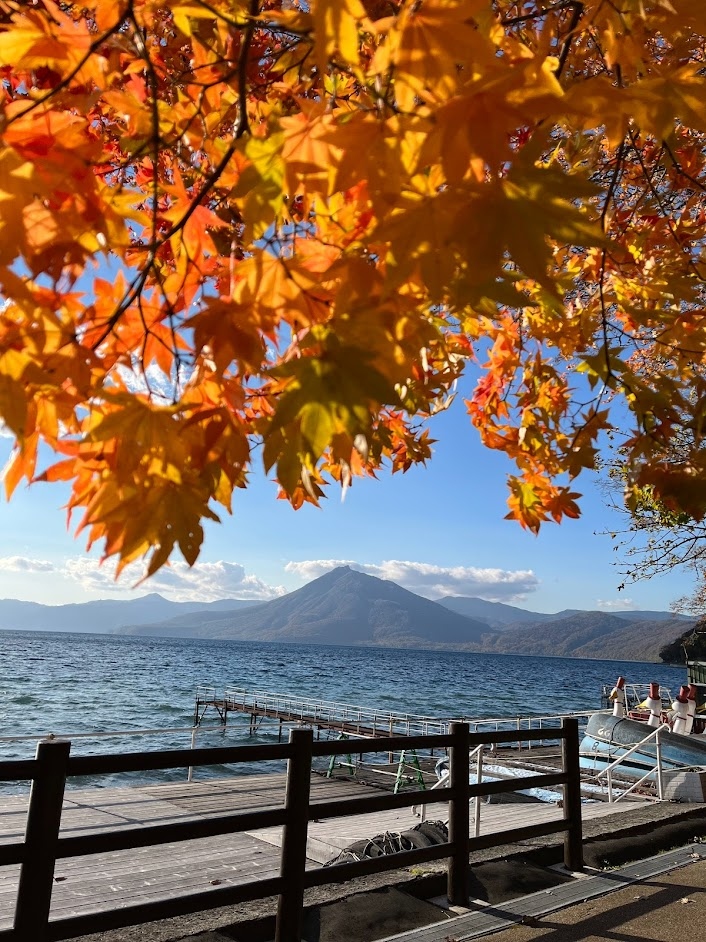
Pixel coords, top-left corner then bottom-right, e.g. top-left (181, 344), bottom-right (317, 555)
top-left (0, 773), bottom-right (375, 844)
top-left (0, 773), bottom-right (379, 930)
top-left (0, 831), bottom-right (290, 928)
top-left (249, 794), bottom-right (642, 864)
top-left (0, 772), bottom-right (653, 934)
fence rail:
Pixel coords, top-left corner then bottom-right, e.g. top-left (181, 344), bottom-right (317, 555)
top-left (0, 719), bottom-right (583, 942)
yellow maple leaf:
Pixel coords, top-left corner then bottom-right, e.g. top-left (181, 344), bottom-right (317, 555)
top-left (371, 0), bottom-right (490, 109)
top-left (311, 0), bottom-right (370, 75)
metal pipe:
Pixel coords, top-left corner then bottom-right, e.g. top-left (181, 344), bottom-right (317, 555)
top-left (187, 727), bottom-right (197, 783)
top-left (474, 747), bottom-right (483, 837)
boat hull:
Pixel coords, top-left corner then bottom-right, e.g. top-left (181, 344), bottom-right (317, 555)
top-left (579, 712), bottom-right (706, 779)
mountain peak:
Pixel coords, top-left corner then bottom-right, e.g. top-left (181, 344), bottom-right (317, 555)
top-left (121, 566), bottom-right (492, 646)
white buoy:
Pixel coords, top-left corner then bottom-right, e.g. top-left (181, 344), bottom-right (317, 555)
top-left (609, 676), bottom-right (626, 718)
top-left (645, 682), bottom-right (662, 728)
top-left (672, 686), bottom-right (690, 736)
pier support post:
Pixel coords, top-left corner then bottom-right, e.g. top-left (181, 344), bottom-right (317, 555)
top-left (447, 722), bottom-right (471, 907)
top-left (562, 717), bottom-right (584, 872)
top-left (14, 738), bottom-right (70, 942)
top-left (276, 727), bottom-right (313, 942)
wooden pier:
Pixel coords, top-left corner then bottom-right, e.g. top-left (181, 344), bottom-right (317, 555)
top-left (0, 702), bottom-right (667, 942)
top-left (0, 770), bottom-right (646, 933)
top-left (193, 687), bottom-right (453, 739)
top-left (193, 687), bottom-right (595, 743)
top-left (0, 720), bottom-right (591, 941)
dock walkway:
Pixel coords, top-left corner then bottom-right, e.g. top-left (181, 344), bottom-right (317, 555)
top-left (194, 687), bottom-right (454, 738)
top-left (0, 773), bottom-right (647, 930)
top-left (195, 689), bottom-right (597, 744)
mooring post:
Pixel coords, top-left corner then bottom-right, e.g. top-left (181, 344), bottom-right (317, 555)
top-left (447, 721), bottom-right (470, 907)
top-left (275, 727), bottom-right (313, 942)
top-left (14, 738), bottom-right (70, 942)
top-left (561, 717), bottom-right (584, 872)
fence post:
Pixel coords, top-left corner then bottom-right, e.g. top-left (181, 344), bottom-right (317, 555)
top-left (447, 721), bottom-right (470, 907)
top-left (275, 727), bottom-right (313, 942)
top-left (561, 717), bottom-right (583, 872)
top-left (14, 738), bottom-right (70, 942)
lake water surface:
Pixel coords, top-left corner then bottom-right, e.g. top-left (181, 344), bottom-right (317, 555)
top-left (0, 630), bottom-right (685, 788)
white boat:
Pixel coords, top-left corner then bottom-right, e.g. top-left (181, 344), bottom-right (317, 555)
top-left (580, 667), bottom-right (706, 780)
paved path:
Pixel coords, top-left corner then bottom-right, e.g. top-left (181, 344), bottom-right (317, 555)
top-left (377, 844), bottom-right (706, 941)
top-left (469, 849), bottom-right (706, 942)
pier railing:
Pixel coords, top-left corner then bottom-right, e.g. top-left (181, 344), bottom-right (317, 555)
top-left (219, 686), bottom-right (453, 736)
top-left (198, 686), bottom-right (597, 747)
top-left (0, 719), bottom-right (583, 942)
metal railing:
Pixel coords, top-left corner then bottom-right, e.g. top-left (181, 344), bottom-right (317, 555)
top-left (200, 687), bottom-right (599, 746)
top-left (220, 687), bottom-right (454, 736)
top-left (0, 724), bottom-right (223, 747)
top-left (594, 723), bottom-right (670, 802)
top-left (0, 719), bottom-right (583, 942)
top-left (465, 711), bottom-right (600, 750)
top-left (414, 744), bottom-right (486, 834)
top-left (600, 683), bottom-right (674, 714)
top-left (326, 746), bottom-right (431, 793)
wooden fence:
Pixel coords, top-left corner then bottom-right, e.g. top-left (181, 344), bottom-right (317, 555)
top-left (0, 719), bottom-right (583, 942)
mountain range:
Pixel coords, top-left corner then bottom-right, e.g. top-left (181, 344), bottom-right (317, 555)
top-left (0, 594), bottom-right (257, 633)
top-left (0, 566), bottom-right (692, 662)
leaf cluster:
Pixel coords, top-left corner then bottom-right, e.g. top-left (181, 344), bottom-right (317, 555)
top-left (1, 0), bottom-right (706, 575)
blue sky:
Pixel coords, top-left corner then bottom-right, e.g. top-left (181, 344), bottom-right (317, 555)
top-left (0, 377), bottom-right (694, 612)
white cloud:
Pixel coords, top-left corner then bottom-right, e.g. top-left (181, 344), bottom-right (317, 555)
top-left (284, 559), bottom-right (539, 602)
top-left (0, 555), bottom-right (56, 573)
top-left (62, 556), bottom-right (285, 602)
top-left (597, 598), bottom-right (636, 611)
top-left (0, 553), bottom-right (285, 604)
top-left (117, 360), bottom-right (193, 403)
top-left (146, 561), bottom-right (286, 602)
top-left (0, 554), bottom-right (539, 605)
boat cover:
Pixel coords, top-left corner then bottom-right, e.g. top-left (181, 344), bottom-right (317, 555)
top-left (581, 712), bottom-right (706, 770)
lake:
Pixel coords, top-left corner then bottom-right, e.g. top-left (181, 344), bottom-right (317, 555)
top-left (0, 630), bottom-right (685, 787)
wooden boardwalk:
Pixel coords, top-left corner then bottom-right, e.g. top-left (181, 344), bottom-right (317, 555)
top-left (0, 774), bottom-right (647, 929)
top-left (195, 688), bottom-right (596, 742)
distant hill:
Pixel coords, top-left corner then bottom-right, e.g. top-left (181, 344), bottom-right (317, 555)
top-left (118, 566), bottom-right (494, 646)
top-left (437, 596), bottom-right (548, 627)
top-left (540, 608), bottom-right (692, 624)
top-left (472, 611), bottom-right (691, 662)
top-left (660, 619), bottom-right (706, 664)
top-left (436, 595), bottom-right (692, 629)
top-left (0, 593), bottom-right (257, 633)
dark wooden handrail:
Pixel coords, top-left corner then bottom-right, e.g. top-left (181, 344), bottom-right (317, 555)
top-left (0, 718), bottom-right (583, 942)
